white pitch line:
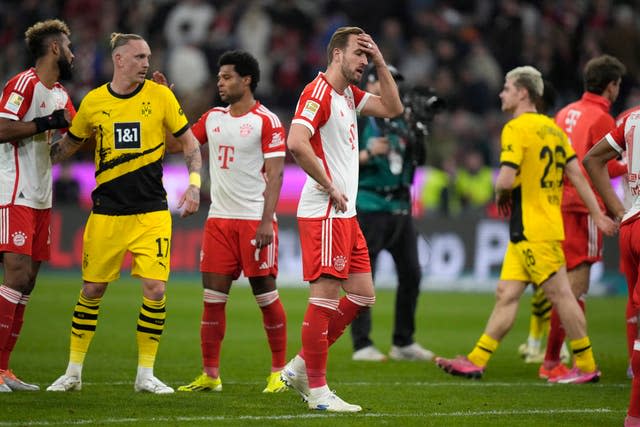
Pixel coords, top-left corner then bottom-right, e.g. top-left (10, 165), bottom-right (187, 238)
top-left (78, 380), bottom-right (629, 388)
top-left (0, 408), bottom-right (620, 426)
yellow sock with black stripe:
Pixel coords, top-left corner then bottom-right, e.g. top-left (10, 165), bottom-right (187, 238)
top-left (137, 296), bottom-right (166, 368)
top-left (570, 336), bottom-right (596, 373)
top-left (69, 292), bottom-right (101, 366)
top-left (467, 334), bottom-right (499, 368)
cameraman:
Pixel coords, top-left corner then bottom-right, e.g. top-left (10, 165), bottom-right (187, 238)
top-left (350, 65), bottom-right (433, 362)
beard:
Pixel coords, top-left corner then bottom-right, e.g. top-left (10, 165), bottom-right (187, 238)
top-left (340, 62), bottom-right (361, 86)
top-left (57, 55), bottom-right (73, 81)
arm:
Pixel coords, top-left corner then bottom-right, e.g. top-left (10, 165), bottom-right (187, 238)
top-left (175, 129), bottom-right (202, 218)
top-left (50, 133), bottom-right (86, 164)
top-left (583, 138), bottom-right (626, 221)
top-left (0, 109), bottom-right (70, 143)
top-left (359, 137), bottom-right (389, 165)
top-left (494, 165), bottom-right (517, 217)
top-left (255, 156), bottom-right (284, 248)
top-left (565, 157), bottom-right (617, 235)
top-left (357, 34), bottom-right (403, 119)
top-left (287, 123), bottom-right (348, 212)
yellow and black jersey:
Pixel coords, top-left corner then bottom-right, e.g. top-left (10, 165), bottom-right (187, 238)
top-left (69, 80), bottom-right (188, 215)
top-left (499, 112), bottom-right (576, 242)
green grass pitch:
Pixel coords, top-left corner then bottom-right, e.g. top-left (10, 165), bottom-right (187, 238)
top-left (1, 271), bottom-right (629, 426)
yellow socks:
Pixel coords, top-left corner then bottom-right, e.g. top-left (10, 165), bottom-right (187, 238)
top-left (136, 296), bottom-right (166, 368)
top-left (69, 292), bottom-right (101, 365)
top-left (467, 334), bottom-right (499, 368)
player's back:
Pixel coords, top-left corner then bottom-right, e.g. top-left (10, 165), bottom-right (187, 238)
top-left (501, 113), bottom-right (575, 242)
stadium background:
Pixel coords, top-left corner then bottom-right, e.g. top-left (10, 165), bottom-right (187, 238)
top-left (1, 0), bottom-right (637, 292)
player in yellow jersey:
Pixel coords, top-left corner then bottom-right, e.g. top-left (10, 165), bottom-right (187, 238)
top-left (435, 66), bottom-right (617, 383)
top-left (46, 33), bottom-right (202, 394)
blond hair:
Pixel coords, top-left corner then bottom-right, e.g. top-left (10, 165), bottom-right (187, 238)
top-left (506, 66), bottom-right (544, 101)
top-left (326, 26), bottom-right (364, 65)
top-left (110, 32), bottom-right (144, 51)
top-left (24, 19), bottom-right (71, 59)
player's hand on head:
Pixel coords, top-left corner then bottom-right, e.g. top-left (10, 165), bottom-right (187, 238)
top-left (357, 33), bottom-right (379, 58)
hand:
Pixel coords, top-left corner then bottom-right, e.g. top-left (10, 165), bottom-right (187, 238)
top-left (177, 185), bottom-right (200, 218)
top-left (495, 190), bottom-right (511, 218)
top-left (369, 137), bottom-right (390, 156)
top-left (594, 213), bottom-right (618, 236)
top-left (254, 221), bottom-right (274, 249)
top-left (152, 71), bottom-right (174, 91)
top-left (357, 33), bottom-right (381, 62)
top-left (33, 109), bottom-right (69, 133)
top-left (326, 183), bottom-right (348, 213)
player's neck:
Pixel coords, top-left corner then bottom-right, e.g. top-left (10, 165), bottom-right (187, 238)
top-left (34, 59), bottom-right (58, 89)
top-left (323, 68), bottom-right (348, 93)
top-left (512, 102), bottom-right (537, 118)
top-left (229, 95), bottom-right (256, 117)
top-left (110, 75), bottom-right (141, 95)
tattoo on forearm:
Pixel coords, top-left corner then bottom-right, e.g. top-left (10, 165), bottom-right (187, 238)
top-left (50, 139), bottom-right (83, 164)
top-left (184, 145), bottom-right (202, 173)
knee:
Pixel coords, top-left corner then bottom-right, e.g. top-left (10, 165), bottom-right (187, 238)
top-left (82, 282), bottom-right (108, 299)
top-left (5, 271), bottom-right (36, 294)
top-left (142, 280), bottom-right (166, 301)
top-left (347, 293), bottom-right (375, 307)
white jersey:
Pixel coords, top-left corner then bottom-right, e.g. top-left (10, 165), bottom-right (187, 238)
top-left (0, 68), bottom-right (74, 208)
top-left (192, 101), bottom-right (286, 219)
top-left (605, 107), bottom-right (640, 224)
top-left (291, 73), bottom-right (370, 219)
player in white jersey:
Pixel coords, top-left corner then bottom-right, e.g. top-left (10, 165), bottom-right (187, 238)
top-left (0, 19), bottom-right (75, 392)
top-left (176, 50), bottom-right (288, 394)
top-left (584, 107), bottom-right (640, 427)
top-left (281, 26), bottom-right (403, 412)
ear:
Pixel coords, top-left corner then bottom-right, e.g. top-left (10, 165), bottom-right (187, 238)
top-left (50, 39), bottom-right (60, 56)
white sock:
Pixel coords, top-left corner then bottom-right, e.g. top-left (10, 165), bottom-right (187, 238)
top-left (137, 366), bottom-right (153, 380)
top-left (65, 362), bottom-right (83, 378)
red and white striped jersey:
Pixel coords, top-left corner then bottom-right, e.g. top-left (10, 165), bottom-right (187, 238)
top-left (291, 73), bottom-right (370, 219)
top-left (0, 68), bottom-right (74, 208)
top-left (192, 101), bottom-right (286, 219)
top-left (606, 107), bottom-right (640, 225)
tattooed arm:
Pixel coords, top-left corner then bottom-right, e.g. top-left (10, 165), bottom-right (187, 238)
top-left (50, 134), bottom-right (86, 164)
top-left (174, 128), bottom-right (202, 217)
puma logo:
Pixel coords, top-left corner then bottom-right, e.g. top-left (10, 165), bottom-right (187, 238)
top-left (71, 331), bottom-right (85, 338)
top-left (102, 110), bottom-right (111, 117)
top-left (149, 336), bottom-right (160, 342)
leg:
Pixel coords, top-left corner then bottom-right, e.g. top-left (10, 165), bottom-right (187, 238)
top-left (541, 267), bottom-right (598, 380)
top-left (249, 275), bottom-right (287, 393)
top-left (350, 212), bottom-right (383, 354)
top-left (436, 280), bottom-right (527, 379)
top-left (387, 215), bottom-right (432, 360)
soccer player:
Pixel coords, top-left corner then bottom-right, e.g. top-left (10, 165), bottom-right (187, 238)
top-left (176, 50), bottom-right (288, 394)
top-left (540, 54), bottom-right (627, 380)
top-left (583, 109), bottom-right (639, 427)
top-left (0, 19), bottom-right (75, 392)
top-left (46, 32), bottom-right (202, 394)
top-left (435, 66), bottom-right (617, 383)
top-left (281, 26), bottom-right (403, 412)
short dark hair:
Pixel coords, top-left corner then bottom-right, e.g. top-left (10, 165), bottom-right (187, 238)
top-left (583, 55), bottom-right (626, 94)
top-left (218, 50), bottom-right (260, 93)
top-left (24, 19), bottom-right (71, 59)
top-left (326, 26), bottom-right (364, 65)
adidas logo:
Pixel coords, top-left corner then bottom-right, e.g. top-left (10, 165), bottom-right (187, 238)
top-left (259, 262), bottom-right (269, 270)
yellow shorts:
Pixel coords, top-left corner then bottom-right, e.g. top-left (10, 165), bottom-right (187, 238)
top-left (82, 211), bottom-right (172, 283)
top-left (499, 240), bottom-right (565, 286)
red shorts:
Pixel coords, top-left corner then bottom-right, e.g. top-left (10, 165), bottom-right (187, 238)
top-left (298, 216), bottom-right (371, 282)
top-left (200, 217), bottom-right (278, 279)
top-left (562, 211), bottom-right (602, 270)
top-left (0, 205), bottom-right (50, 261)
top-left (620, 219), bottom-right (640, 309)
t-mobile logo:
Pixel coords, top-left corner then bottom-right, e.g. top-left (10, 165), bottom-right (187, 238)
top-left (564, 109), bottom-right (581, 134)
top-left (218, 145), bottom-right (235, 169)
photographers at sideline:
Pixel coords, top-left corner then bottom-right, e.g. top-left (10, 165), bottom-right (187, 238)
top-left (350, 65), bottom-right (434, 362)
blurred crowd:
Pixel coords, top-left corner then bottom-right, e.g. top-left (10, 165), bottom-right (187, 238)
top-left (2, 0), bottom-right (640, 215)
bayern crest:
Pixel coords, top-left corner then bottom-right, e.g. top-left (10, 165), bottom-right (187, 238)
top-left (239, 123), bottom-right (253, 137)
top-left (333, 255), bottom-right (347, 272)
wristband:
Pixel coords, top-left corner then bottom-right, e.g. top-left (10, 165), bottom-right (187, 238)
top-left (189, 172), bottom-right (201, 188)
